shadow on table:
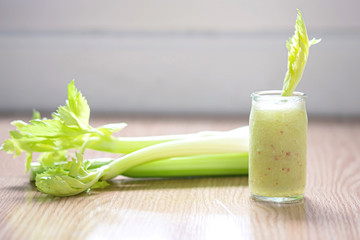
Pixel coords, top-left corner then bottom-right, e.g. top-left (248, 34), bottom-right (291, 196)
top-left (248, 195), bottom-right (358, 230)
top-left (4, 175), bottom-right (248, 202)
top-left (250, 197), bottom-right (307, 221)
top-left (105, 175), bottom-right (248, 192)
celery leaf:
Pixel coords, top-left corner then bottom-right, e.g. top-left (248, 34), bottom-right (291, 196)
top-left (281, 9), bottom-right (321, 96)
top-left (53, 80), bottom-right (90, 130)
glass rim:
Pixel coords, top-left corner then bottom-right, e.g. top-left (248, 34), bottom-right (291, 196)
top-left (251, 90), bottom-right (307, 99)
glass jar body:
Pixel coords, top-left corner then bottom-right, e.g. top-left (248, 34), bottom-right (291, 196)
top-left (249, 90), bottom-right (307, 203)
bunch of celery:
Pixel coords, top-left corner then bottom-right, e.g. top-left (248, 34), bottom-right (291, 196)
top-left (1, 81), bottom-right (249, 196)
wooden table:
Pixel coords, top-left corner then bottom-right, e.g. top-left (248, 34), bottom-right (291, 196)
top-left (1, 115), bottom-right (359, 240)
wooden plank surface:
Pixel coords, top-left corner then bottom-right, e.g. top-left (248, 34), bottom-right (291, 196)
top-left (0, 115), bottom-right (360, 240)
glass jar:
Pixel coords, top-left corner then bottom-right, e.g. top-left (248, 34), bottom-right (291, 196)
top-left (249, 90), bottom-right (307, 203)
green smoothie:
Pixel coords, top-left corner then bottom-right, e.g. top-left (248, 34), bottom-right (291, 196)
top-left (249, 91), bottom-right (307, 200)
top-left (248, 10), bottom-right (319, 202)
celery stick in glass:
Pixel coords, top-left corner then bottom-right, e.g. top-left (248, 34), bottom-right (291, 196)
top-left (282, 9), bottom-right (321, 96)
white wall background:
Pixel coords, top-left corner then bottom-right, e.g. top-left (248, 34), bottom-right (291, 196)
top-left (0, 0), bottom-right (359, 116)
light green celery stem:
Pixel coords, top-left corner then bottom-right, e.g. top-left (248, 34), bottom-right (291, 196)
top-left (86, 128), bottom-right (243, 154)
top-left (123, 153), bottom-right (248, 178)
top-left (101, 133), bottom-right (248, 180)
top-left (29, 153), bottom-right (248, 181)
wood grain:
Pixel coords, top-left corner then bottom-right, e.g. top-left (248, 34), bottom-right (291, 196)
top-left (0, 116), bottom-right (359, 240)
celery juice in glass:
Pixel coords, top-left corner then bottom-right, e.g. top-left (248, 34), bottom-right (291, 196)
top-left (249, 91), bottom-right (307, 203)
top-left (247, 9), bottom-right (320, 203)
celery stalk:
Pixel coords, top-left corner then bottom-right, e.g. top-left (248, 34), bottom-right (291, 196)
top-left (101, 133), bottom-right (248, 180)
top-left (85, 128), bottom-right (243, 154)
top-left (29, 153), bottom-right (248, 180)
top-left (123, 153), bottom-right (248, 178)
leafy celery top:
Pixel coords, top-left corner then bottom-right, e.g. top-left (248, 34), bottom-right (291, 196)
top-left (282, 10), bottom-right (321, 96)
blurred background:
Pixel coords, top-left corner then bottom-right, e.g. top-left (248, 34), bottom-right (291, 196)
top-left (0, 0), bottom-right (359, 117)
